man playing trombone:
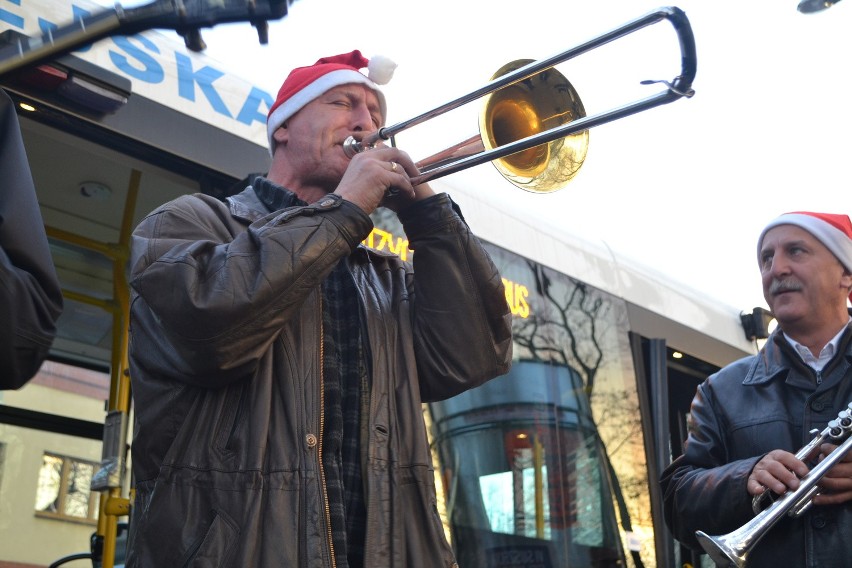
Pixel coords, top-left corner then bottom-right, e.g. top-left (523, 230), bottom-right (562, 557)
top-left (661, 211), bottom-right (852, 567)
top-left (124, 50), bottom-right (512, 567)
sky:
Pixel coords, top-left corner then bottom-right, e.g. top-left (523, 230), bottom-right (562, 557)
top-left (191, 0), bottom-right (848, 314)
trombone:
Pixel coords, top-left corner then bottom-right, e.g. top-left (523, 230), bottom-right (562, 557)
top-left (343, 6), bottom-right (697, 193)
top-left (696, 403), bottom-right (852, 568)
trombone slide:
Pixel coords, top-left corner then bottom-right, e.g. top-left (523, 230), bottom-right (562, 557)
top-left (343, 6), bottom-right (697, 192)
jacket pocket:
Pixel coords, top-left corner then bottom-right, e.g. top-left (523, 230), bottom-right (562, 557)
top-left (181, 508), bottom-right (240, 567)
top-left (214, 380), bottom-right (249, 455)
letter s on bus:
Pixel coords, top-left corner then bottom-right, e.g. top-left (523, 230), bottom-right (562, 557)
top-left (502, 278), bottom-right (530, 319)
top-left (109, 34), bottom-right (165, 83)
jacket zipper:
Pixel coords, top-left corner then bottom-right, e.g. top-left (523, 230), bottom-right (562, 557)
top-left (317, 294), bottom-right (337, 568)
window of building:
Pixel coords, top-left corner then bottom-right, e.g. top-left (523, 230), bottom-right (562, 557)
top-left (34, 452), bottom-right (99, 525)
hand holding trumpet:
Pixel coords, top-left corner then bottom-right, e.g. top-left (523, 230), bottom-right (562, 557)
top-left (750, 405), bottom-right (852, 513)
top-left (697, 417), bottom-right (852, 568)
top-left (748, 444), bottom-right (852, 511)
top-left (748, 449), bottom-right (809, 502)
top-left (811, 441), bottom-right (852, 505)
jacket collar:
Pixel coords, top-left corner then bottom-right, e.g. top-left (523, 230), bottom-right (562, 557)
top-left (226, 176), bottom-right (305, 222)
top-left (224, 177), bottom-right (375, 261)
top-left (743, 318), bottom-right (852, 387)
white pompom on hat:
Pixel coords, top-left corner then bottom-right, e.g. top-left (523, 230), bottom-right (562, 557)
top-left (757, 211), bottom-right (852, 302)
top-left (266, 50), bottom-right (397, 152)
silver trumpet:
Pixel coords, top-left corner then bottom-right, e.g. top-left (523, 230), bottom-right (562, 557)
top-left (695, 403), bottom-right (852, 568)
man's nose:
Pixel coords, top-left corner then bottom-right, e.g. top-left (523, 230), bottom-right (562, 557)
top-left (768, 254), bottom-right (792, 276)
top-left (350, 103), bottom-right (374, 132)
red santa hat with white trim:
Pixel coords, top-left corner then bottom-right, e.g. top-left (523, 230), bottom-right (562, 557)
top-left (757, 211), bottom-right (852, 303)
top-left (266, 50), bottom-right (397, 153)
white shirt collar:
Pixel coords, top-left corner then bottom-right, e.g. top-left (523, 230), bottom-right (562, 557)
top-left (784, 317), bottom-right (851, 371)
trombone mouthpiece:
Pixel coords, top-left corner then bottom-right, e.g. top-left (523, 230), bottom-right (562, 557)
top-left (342, 136), bottom-right (365, 158)
top-left (342, 129), bottom-right (390, 158)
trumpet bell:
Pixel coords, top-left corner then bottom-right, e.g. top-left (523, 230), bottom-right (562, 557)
top-left (480, 59), bottom-right (589, 193)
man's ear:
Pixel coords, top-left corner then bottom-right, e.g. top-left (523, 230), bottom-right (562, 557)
top-left (273, 125), bottom-right (288, 144)
top-left (270, 125), bottom-right (288, 155)
top-left (841, 267), bottom-right (852, 293)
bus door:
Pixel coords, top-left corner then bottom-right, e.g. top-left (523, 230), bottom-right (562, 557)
top-left (631, 334), bottom-right (721, 568)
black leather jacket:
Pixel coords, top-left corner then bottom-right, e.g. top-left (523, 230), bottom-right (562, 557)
top-left (0, 88), bottom-right (62, 388)
top-left (125, 182), bottom-right (512, 567)
top-left (661, 316), bottom-right (852, 568)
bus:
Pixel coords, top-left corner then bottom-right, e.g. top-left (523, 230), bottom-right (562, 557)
top-left (0, 1), bottom-right (760, 566)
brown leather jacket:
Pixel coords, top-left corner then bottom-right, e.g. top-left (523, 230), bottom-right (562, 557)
top-left (125, 182), bottom-right (512, 567)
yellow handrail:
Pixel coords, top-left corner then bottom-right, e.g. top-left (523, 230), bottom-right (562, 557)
top-left (45, 169), bottom-right (141, 568)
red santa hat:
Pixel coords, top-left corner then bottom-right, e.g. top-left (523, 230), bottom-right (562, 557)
top-left (757, 211), bottom-right (852, 302)
top-left (266, 50), bottom-right (396, 151)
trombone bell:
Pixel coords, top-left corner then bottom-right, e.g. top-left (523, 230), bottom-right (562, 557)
top-left (481, 59), bottom-right (588, 193)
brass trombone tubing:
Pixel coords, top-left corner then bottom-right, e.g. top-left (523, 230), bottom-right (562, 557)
top-left (344, 6), bottom-right (697, 186)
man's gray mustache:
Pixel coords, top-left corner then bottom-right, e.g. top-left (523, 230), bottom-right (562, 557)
top-left (769, 278), bottom-right (803, 295)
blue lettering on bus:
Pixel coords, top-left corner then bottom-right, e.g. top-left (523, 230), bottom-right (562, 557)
top-left (235, 86), bottom-right (273, 126)
top-left (37, 6), bottom-right (91, 51)
top-left (68, 5), bottom-right (92, 51)
top-left (0, 0), bottom-right (24, 28)
top-left (175, 51), bottom-right (230, 118)
top-left (37, 15), bottom-right (54, 33)
top-left (110, 35), bottom-right (164, 83)
top-left (3, 0), bottom-right (275, 132)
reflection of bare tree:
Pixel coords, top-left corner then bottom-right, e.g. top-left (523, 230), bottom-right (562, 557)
top-left (596, 389), bottom-right (649, 525)
top-left (514, 261), bottom-right (611, 394)
top-left (512, 261), bottom-right (647, 568)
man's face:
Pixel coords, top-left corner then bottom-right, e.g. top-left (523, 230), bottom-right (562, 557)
top-left (759, 224), bottom-right (851, 332)
top-left (274, 84), bottom-right (383, 192)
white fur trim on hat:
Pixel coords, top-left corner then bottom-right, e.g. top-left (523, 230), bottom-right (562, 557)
top-left (757, 213), bottom-right (852, 273)
top-left (266, 70), bottom-right (387, 151)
